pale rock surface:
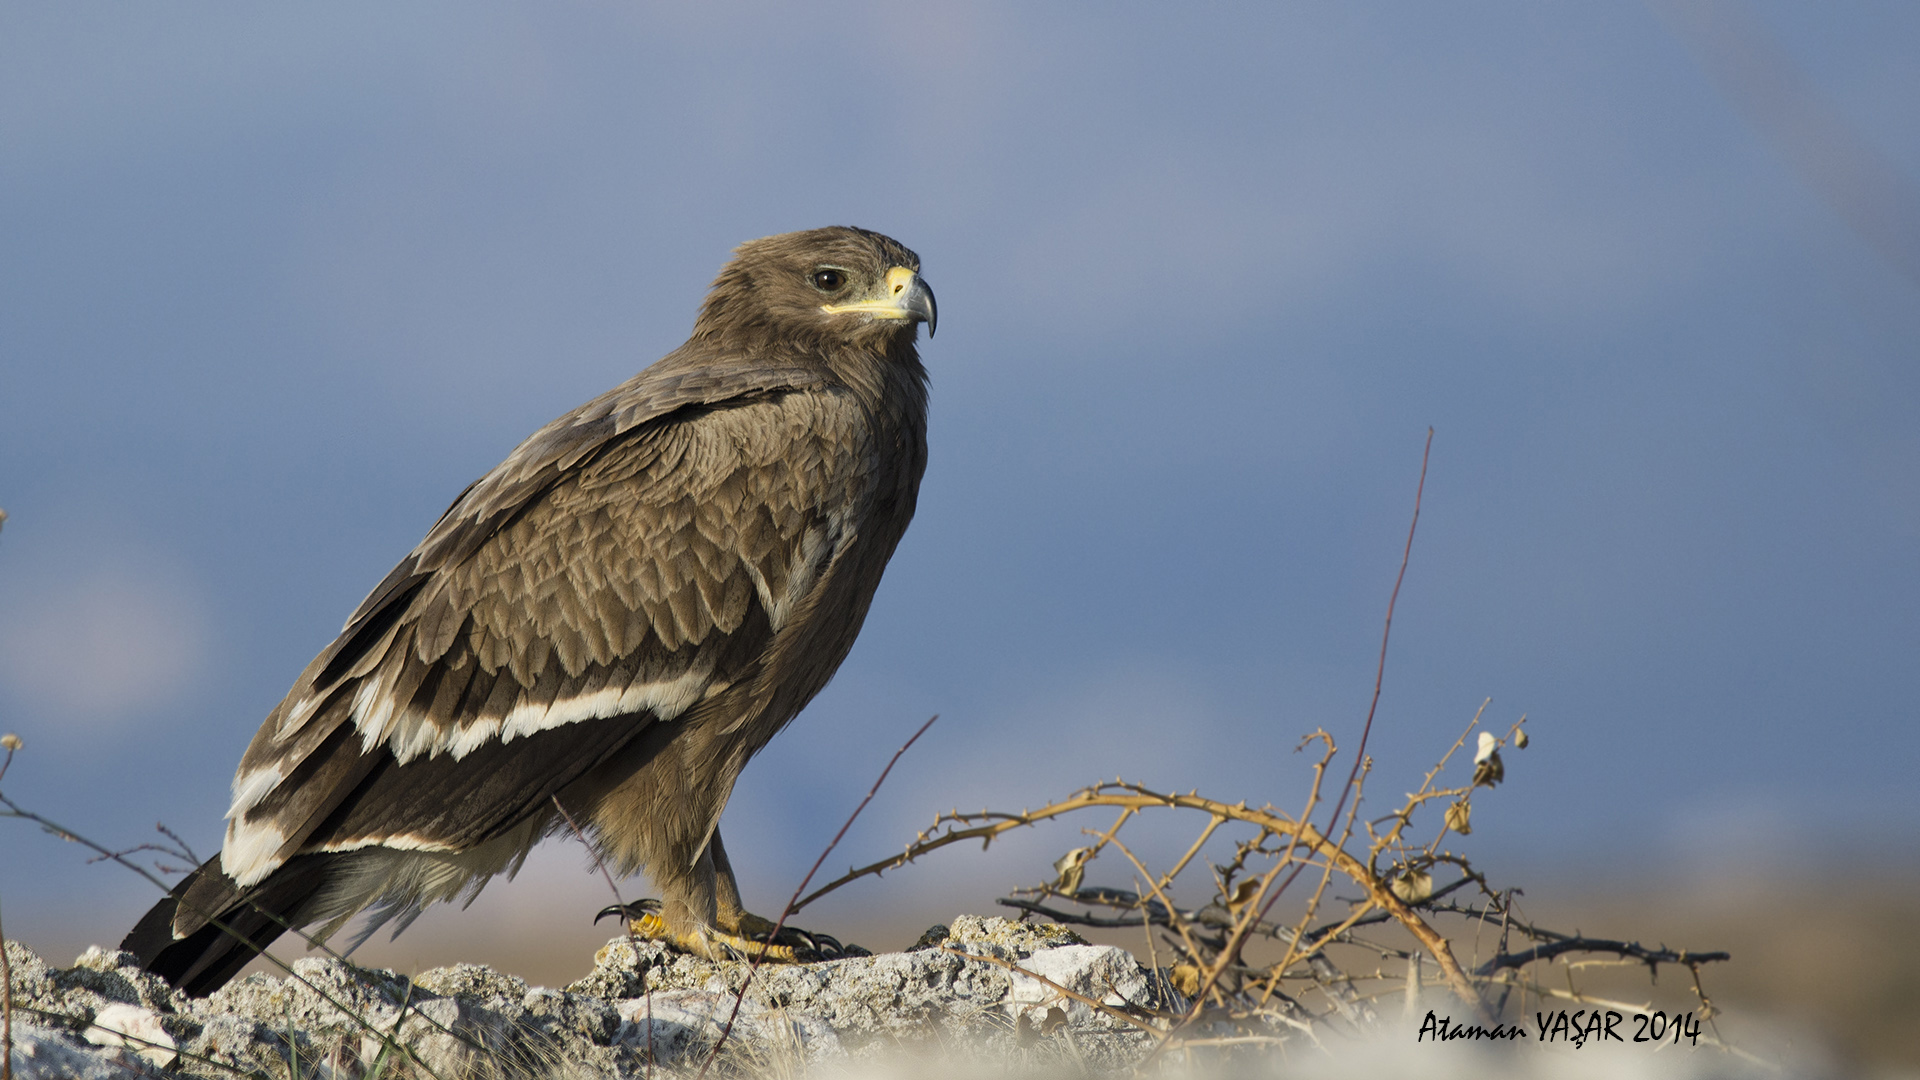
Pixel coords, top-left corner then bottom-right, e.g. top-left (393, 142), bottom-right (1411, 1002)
top-left (84, 1001), bottom-right (179, 1066)
top-left (3, 916), bottom-right (1162, 1077)
top-left (1005, 943), bottom-right (1151, 1026)
top-left (8, 1021), bottom-right (167, 1080)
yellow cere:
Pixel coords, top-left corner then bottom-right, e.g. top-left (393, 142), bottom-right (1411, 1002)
top-left (821, 266), bottom-right (922, 319)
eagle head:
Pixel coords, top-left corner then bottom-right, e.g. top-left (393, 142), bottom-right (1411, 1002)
top-left (695, 226), bottom-right (936, 355)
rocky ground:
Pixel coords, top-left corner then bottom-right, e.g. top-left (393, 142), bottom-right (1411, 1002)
top-left (3, 915), bottom-right (1168, 1078)
top-left (3, 912), bottom-right (1821, 1079)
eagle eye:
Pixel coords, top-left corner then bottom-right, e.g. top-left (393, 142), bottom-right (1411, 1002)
top-left (810, 269), bottom-right (847, 292)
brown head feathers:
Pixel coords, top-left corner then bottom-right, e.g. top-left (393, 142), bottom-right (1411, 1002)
top-left (692, 226), bottom-right (932, 357)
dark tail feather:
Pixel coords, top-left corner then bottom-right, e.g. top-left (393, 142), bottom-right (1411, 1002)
top-left (122, 853), bottom-right (331, 997)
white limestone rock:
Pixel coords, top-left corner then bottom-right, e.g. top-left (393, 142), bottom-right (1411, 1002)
top-left (7, 1021), bottom-right (165, 1080)
top-left (84, 1001), bottom-right (178, 1067)
top-left (1005, 943), bottom-right (1152, 1027)
top-left (3, 915), bottom-right (1160, 1077)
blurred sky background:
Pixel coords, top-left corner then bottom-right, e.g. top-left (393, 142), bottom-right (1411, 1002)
top-left (3, 2), bottom-right (1919, 976)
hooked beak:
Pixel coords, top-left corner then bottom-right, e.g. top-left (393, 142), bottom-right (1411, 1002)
top-left (822, 266), bottom-right (938, 338)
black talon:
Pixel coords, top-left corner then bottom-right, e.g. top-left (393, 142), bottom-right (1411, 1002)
top-left (595, 899), bottom-right (661, 924)
top-left (764, 925), bottom-right (869, 960)
top-left (795, 929), bottom-right (840, 955)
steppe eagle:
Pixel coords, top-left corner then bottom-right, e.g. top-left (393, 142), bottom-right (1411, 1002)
top-left (123, 226), bottom-right (935, 995)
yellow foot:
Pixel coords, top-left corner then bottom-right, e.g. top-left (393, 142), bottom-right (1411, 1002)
top-left (626, 911), bottom-right (800, 962)
top-left (719, 910), bottom-right (868, 960)
top-left (594, 902), bottom-right (867, 961)
top-left (723, 911), bottom-right (779, 939)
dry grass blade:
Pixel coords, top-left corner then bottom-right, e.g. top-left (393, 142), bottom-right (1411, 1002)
top-left (2, 890), bottom-right (12, 1080)
top-left (0, 746), bottom-right (470, 1080)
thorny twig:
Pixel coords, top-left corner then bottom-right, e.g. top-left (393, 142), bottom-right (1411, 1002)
top-left (1474, 934), bottom-right (1731, 977)
top-left (813, 700), bottom-right (1731, 1058)
top-left (802, 780), bottom-right (1483, 1006)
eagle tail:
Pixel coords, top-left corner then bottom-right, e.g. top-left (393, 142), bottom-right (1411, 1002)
top-left (122, 853), bottom-right (331, 997)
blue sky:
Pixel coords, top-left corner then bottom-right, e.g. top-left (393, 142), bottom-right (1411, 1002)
top-left (3, 3), bottom-right (1917, 961)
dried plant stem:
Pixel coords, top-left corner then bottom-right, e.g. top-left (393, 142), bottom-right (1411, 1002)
top-left (1082, 808), bottom-right (1136, 873)
top-left (1148, 818), bottom-right (1328, 1060)
top-left (550, 795), bottom-right (633, 936)
top-left (699, 714), bottom-right (937, 1078)
top-left (1105, 838), bottom-right (1210, 984)
top-left (1260, 842), bottom-right (1347, 1012)
top-left (1251, 427), bottom-right (1434, 932)
top-left (1157, 815), bottom-right (1225, 895)
top-left (1370, 699), bottom-right (1489, 857)
top-left (1133, 874), bottom-right (1165, 1002)
top-left (1334, 425), bottom-right (1432, 829)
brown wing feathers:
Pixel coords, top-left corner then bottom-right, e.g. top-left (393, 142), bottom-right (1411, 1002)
top-left (223, 392), bottom-right (844, 879)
